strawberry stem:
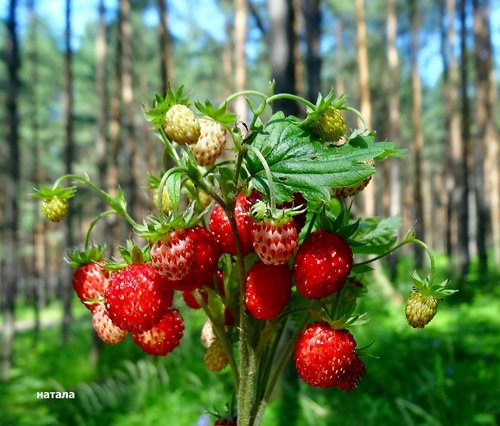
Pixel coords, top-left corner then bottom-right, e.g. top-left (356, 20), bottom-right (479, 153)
top-left (83, 210), bottom-right (115, 249)
top-left (343, 105), bottom-right (368, 129)
top-left (246, 145), bottom-right (275, 211)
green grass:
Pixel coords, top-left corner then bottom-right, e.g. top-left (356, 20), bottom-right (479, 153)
top-left (1, 265), bottom-right (499, 426)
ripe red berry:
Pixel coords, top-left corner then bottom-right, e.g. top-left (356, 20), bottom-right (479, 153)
top-left (334, 354), bottom-right (366, 391)
top-left (293, 323), bottom-right (361, 389)
top-left (182, 289), bottom-right (208, 309)
top-left (92, 304), bottom-right (127, 345)
top-left (252, 216), bottom-right (298, 265)
top-left (72, 262), bottom-right (108, 312)
top-left (133, 308), bottom-right (184, 356)
top-left (209, 191), bottom-right (260, 256)
top-left (104, 263), bottom-right (174, 333)
top-left (150, 228), bottom-right (194, 281)
top-left (294, 230), bottom-right (353, 299)
top-left (169, 226), bottom-right (221, 292)
top-left (245, 261), bottom-right (292, 320)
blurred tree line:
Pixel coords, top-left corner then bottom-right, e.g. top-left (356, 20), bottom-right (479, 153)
top-left (0, 0), bottom-right (498, 381)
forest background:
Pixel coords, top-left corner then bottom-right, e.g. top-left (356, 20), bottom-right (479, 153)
top-left (0, 0), bottom-right (499, 425)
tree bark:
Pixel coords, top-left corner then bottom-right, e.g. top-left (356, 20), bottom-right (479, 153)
top-left (410, 1), bottom-right (425, 268)
top-left (473, 0), bottom-right (499, 268)
top-left (157, 0), bottom-right (173, 94)
top-left (269, 0), bottom-right (300, 116)
top-left (62, 0), bottom-right (75, 345)
top-left (2, 0), bottom-right (20, 381)
top-left (334, 19), bottom-right (344, 95)
top-left (386, 0), bottom-right (401, 278)
top-left (303, 0), bottom-right (321, 102)
top-left (355, 0), bottom-right (374, 217)
top-left (458, 0), bottom-right (471, 276)
top-left (234, 0), bottom-right (248, 123)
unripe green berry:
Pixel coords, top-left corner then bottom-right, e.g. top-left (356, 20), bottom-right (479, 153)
top-left (42, 196), bottom-right (69, 222)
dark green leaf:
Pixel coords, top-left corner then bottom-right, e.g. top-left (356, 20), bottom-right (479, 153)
top-left (350, 217), bottom-right (401, 255)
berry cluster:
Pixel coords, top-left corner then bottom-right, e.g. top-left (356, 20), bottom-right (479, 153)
top-left (33, 85), bottom-right (455, 426)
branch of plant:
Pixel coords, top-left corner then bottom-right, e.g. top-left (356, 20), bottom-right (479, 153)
top-left (83, 210), bottom-right (116, 249)
top-left (246, 145), bottom-right (276, 211)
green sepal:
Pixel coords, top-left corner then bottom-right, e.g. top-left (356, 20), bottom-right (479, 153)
top-left (31, 185), bottom-right (76, 200)
top-left (295, 89), bottom-right (347, 128)
top-left (194, 99), bottom-right (237, 126)
top-left (145, 84), bottom-right (191, 129)
top-left (409, 270), bottom-right (457, 299)
top-left (66, 244), bottom-right (106, 268)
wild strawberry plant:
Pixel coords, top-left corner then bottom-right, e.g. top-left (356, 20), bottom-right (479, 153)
top-left (32, 83), bottom-right (456, 426)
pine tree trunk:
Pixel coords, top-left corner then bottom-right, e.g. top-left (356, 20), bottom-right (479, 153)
top-left (473, 0), bottom-right (499, 268)
top-left (62, 0), bottom-right (75, 345)
top-left (355, 0), bottom-right (374, 217)
top-left (410, 1), bottom-right (426, 268)
top-left (458, 0), bottom-right (471, 276)
top-left (2, 0), bottom-right (20, 381)
top-left (234, 0), bottom-right (248, 123)
top-left (107, 0), bottom-right (124, 250)
top-left (303, 0), bottom-right (321, 102)
top-left (440, 0), bottom-right (462, 265)
top-left (157, 0), bottom-right (173, 94)
top-left (292, 0), bottom-right (304, 100)
top-left (269, 0), bottom-right (300, 116)
top-left (386, 0), bottom-right (401, 278)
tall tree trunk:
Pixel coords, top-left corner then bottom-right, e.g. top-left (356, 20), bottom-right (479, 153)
top-left (409, 1), bottom-right (426, 267)
top-left (355, 0), bottom-right (374, 217)
top-left (334, 19), bottom-right (344, 95)
top-left (269, 0), bottom-right (300, 116)
top-left (62, 0), bottom-right (74, 345)
top-left (473, 0), bottom-right (499, 268)
top-left (234, 0), bottom-right (248, 123)
top-left (303, 0), bottom-right (321, 102)
top-left (440, 0), bottom-right (462, 266)
top-left (292, 0), bottom-right (304, 100)
top-left (27, 0), bottom-right (44, 344)
top-left (107, 0), bottom-right (124, 250)
top-left (157, 0), bottom-right (173, 94)
top-left (458, 0), bottom-right (471, 276)
top-left (222, 5), bottom-right (234, 98)
top-left (386, 0), bottom-right (401, 278)
top-left (120, 0), bottom-right (141, 220)
top-left (2, 0), bottom-right (20, 381)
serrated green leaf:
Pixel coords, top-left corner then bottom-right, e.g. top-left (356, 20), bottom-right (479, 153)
top-left (243, 112), bottom-right (402, 204)
top-left (350, 216), bottom-right (401, 255)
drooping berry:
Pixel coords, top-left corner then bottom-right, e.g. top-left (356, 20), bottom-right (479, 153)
top-left (245, 261), bottom-right (292, 320)
top-left (190, 118), bottom-right (227, 166)
top-left (164, 104), bottom-right (200, 145)
top-left (252, 216), bottom-right (298, 265)
top-left (150, 229), bottom-right (194, 281)
top-left (294, 230), bottom-right (353, 299)
top-left (92, 304), bottom-right (127, 345)
top-left (405, 288), bottom-right (439, 328)
top-left (133, 308), bottom-right (184, 356)
top-left (104, 264), bottom-right (174, 333)
top-left (72, 262), bottom-right (108, 312)
top-left (41, 196), bottom-right (69, 222)
top-left (310, 106), bottom-right (347, 142)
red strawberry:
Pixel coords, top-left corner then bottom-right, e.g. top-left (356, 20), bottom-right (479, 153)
top-left (335, 354), bottom-right (366, 391)
top-left (209, 191), bottom-right (260, 256)
top-left (150, 228), bottom-right (194, 281)
top-left (182, 289), bottom-right (208, 309)
top-left (133, 308), bottom-right (184, 356)
top-left (294, 230), bottom-right (353, 299)
top-left (293, 323), bottom-right (359, 389)
top-left (169, 226), bottom-right (221, 292)
top-left (252, 216), bottom-right (298, 265)
top-left (72, 262), bottom-right (108, 312)
top-left (104, 263), bottom-right (174, 333)
top-left (92, 304), bottom-right (127, 345)
top-left (245, 261), bottom-right (292, 320)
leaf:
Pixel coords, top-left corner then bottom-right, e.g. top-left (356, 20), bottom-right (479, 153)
top-left (194, 99), bottom-right (237, 126)
top-left (243, 112), bottom-right (404, 203)
top-left (350, 216), bottom-right (401, 255)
